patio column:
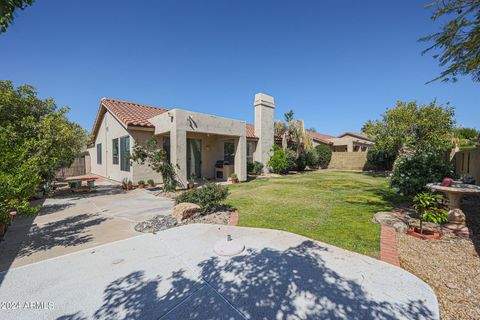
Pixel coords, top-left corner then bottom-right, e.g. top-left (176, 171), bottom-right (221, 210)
top-left (235, 135), bottom-right (247, 181)
top-left (170, 127), bottom-right (187, 187)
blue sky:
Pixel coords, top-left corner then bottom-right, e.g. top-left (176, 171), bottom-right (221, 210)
top-left (1, 0), bottom-right (478, 135)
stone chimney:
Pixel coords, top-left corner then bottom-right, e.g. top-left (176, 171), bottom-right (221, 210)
top-left (253, 93), bottom-right (275, 168)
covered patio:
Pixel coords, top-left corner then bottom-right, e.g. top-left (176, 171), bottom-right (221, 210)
top-left (149, 109), bottom-right (247, 185)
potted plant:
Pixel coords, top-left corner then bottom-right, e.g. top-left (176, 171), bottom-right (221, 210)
top-left (147, 179), bottom-right (155, 188)
top-left (408, 192), bottom-right (447, 240)
top-left (122, 178), bottom-right (129, 190)
top-left (229, 173), bottom-right (239, 184)
top-left (127, 180), bottom-right (133, 190)
top-left (87, 179), bottom-right (95, 189)
top-left (187, 175), bottom-right (195, 190)
top-left (138, 180), bottom-right (145, 188)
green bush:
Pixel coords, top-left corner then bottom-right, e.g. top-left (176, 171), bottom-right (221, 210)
top-left (285, 149), bottom-right (297, 172)
top-left (138, 180), bottom-right (145, 185)
top-left (247, 162), bottom-right (254, 174)
top-left (248, 161), bottom-right (264, 175)
top-left (268, 145), bottom-right (288, 174)
top-left (413, 192), bottom-right (448, 225)
top-left (295, 151), bottom-right (307, 171)
top-left (175, 181), bottom-right (230, 213)
top-left (305, 149), bottom-right (319, 169)
top-left (390, 152), bottom-right (455, 197)
top-left (315, 144), bottom-right (332, 169)
top-left (366, 147), bottom-right (396, 171)
top-left (147, 179), bottom-right (155, 185)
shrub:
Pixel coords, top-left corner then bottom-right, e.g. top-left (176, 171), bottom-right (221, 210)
top-left (268, 145), bottom-right (287, 174)
top-left (366, 147), bottom-right (396, 171)
top-left (285, 149), bottom-right (297, 172)
top-left (147, 179), bottom-right (155, 185)
top-left (295, 151), bottom-right (307, 171)
top-left (315, 144), bottom-right (332, 169)
top-left (413, 192), bottom-right (448, 232)
top-left (390, 152), bottom-right (455, 197)
top-left (138, 180), bottom-right (145, 185)
top-left (175, 180), bottom-right (229, 214)
top-left (247, 162), bottom-right (255, 174)
top-left (229, 173), bottom-right (238, 180)
top-left (305, 149), bottom-right (319, 169)
top-left (252, 161), bottom-right (264, 175)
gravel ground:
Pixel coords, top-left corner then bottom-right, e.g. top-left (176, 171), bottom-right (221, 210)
top-left (135, 210), bottom-right (231, 233)
top-left (397, 197), bottom-right (480, 320)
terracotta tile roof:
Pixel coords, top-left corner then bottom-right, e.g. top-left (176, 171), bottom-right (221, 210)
top-left (246, 123), bottom-right (283, 141)
top-left (338, 132), bottom-right (373, 141)
top-left (101, 98), bottom-right (168, 127)
top-left (92, 98), bottom-right (262, 141)
top-left (306, 131), bottom-right (335, 144)
top-left (246, 123), bottom-right (257, 139)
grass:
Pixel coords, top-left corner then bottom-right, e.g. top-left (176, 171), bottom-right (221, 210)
top-left (225, 170), bottom-right (406, 258)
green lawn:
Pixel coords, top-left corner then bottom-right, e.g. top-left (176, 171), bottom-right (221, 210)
top-left (225, 170), bottom-right (405, 258)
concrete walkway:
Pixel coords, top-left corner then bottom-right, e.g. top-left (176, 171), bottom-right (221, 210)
top-left (0, 186), bottom-right (173, 272)
top-left (0, 224), bottom-right (439, 320)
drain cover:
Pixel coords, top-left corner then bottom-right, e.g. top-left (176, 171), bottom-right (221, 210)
top-left (214, 235), bottom-right (245, 256)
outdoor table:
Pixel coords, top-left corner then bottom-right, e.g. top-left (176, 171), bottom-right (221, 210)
top-left (426, 182), bottom-right (480, 236)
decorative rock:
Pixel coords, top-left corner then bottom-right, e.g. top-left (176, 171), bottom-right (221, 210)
top-left (372, 212), bottom-right (408, 233)
top-left (172, 203), bottom-right (201, 223)
top-left (447, 208), bottom-right (465, 225)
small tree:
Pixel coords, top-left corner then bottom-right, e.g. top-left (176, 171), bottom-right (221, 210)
top-left (413, 192), bottom-right (448, 234)
top-left (130, 137), bottom-right (181, 192)
top-left (268, 145), bottom-right (287, 174)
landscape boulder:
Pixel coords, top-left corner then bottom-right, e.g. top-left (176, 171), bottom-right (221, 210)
top-left (173, 203), bottom-right (201, 223)
top-left (372, 211), bottom-right (408, 233)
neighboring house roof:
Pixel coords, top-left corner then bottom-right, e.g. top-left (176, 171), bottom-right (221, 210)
top-left (306, 131), bottom-right (335, 145)
top-left (91, 98), bottom-right (260, 142)
top-left (337, 132), bottom-right (373, 142)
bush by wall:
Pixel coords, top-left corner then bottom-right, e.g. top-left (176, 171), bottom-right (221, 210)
top-left (366, 147), bottom-right (397, 171)
top-left (315, 144), bottom-right (332, 169)
top-left (390, 152), bottom-right (455, 197)
top-left (175, 181), bottom-right (229, 213)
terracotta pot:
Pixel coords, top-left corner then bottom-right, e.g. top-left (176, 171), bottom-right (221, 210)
top-left (127, 185), bottom-right (133, 190)
top-left (231, 178), bottom-right (239, 184)
top-left (406, 227), bottom-right (440, 240)
top-left (148, 184), bottom-right (155, 188)
top-left (138, 184), bottom-right (145, 189)
top-left (188, 183), bottom-right (194, 190)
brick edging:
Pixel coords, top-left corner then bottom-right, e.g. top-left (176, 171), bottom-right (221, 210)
top-left (380, 226), bottom-right (400, 267)
top-left (228, 211), bottom-right (239, 226)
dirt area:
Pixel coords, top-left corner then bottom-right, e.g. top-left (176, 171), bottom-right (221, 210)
top-left (397, 197), bottom-right (480, 320)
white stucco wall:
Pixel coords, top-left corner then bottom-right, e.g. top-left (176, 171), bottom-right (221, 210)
top-left (149, 109), bottom-right (247, 183)
top-left (89, 110), bottom-right (163, 184)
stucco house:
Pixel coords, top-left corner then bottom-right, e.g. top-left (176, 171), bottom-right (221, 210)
top-left (88, 93), bottom-right (275, 185)
top-left (306, 131), bottom-right (374, 152)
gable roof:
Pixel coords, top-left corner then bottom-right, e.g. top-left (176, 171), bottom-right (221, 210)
top-left (337, 132), bottom-right (373, 141)
top-left (306, 131), bottom-right (335, 145)
top-left (91, 98), bottom-right (260, 141)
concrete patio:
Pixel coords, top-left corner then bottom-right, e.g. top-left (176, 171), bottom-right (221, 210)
top-left (0, 185), bottom-right (174, 272)
top-left (0, 224), bottom-right (439, 320)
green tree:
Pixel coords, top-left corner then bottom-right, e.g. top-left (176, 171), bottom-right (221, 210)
top-left (1, 0), bottom-right (34, 33)
top-left (421, 0), bottom-right (480, 82)
top-left (0, 80), bottom-right (86, 222)
top-left (362, 100), bottom-right (455, 155)
top-left (453, 127), bottom-right (480, 145)
top-left (273, 110), bottom-right (313, 171)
